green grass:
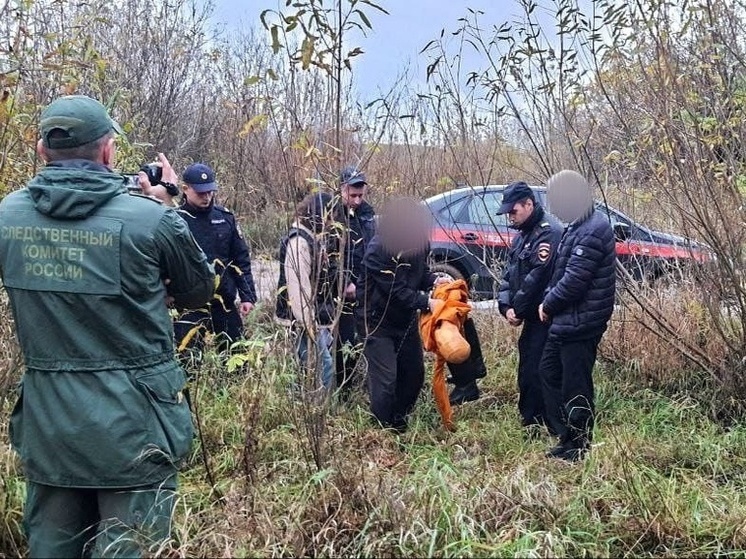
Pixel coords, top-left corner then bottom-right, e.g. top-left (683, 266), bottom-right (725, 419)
top-left (2, 310), bottom-right (746, 557)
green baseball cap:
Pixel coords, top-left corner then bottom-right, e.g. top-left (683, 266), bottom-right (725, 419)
top-left (40, 95), bottom-right (123, 149)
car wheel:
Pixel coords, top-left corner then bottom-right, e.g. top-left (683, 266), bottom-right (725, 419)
top-left (430, 262), bottom-right (465, 282)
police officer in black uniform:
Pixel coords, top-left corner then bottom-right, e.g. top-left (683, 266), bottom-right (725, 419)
top-left (174, 163), bottom-right (257, 354)
top-left (497, 181), bottom-right (563, 436)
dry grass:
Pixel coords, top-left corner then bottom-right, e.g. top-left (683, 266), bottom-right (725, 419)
top-left (601, 284), bottom-right (728, 391)
top-left (1, 293), bottom-right (745, 557)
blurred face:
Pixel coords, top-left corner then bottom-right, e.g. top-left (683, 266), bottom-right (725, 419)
top-left (507, 198), bottom-right (534, 227)
top-left (183, 185), bottom-right (215, 208)
top-left (547, 170), bottom-right (593, 223)
top-left (379, 197), bottom-right (432, 256)
top-left (341, 183), bottom-right (367, 210)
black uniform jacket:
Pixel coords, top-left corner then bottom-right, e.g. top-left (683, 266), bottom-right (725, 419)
top-left (177, 201), bottom-right (257, 305)
top-left (498, 205), bottom-right (563, 322)
top-left (336, 200), bottom-right (376, 286)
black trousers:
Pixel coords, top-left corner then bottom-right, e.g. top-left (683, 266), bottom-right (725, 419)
top-left (174, 301), bottom-right (243, 355)
top-left (517, 319), bottom-right (550, 426)
top-left (364, 324), bottom-right (425, 430)
top-left (539, 334), bottom-right (602, 446)
top-left (446, 317), bottom-right (487, 387)
top-left (335, 301), bottom-right (360, 391)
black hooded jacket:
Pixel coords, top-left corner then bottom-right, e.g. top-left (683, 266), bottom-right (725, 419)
top-left (357, 235), bottom-right (435, 333)
top-left (542, 210), bottom-right (616, 340)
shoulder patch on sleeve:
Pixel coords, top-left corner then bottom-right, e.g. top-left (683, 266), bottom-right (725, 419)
top-left (537, 242), bottom-right (552, 263)
top-left (575, 247), bottom-right (584, 257)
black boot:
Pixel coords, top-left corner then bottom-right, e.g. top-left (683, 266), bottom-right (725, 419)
top-left (546, 442), bottom-right (571, 458)
top-left (546, 432), bottom-right (590, 462)
top-left (449, 381), bottom-right (480, 405)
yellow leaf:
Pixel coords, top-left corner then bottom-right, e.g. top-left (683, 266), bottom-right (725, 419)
top-left (238, 114), bottom-right (268, 138)
top-left (178, 325), bottom-right (204, 352)
top-left (301, 36), bottom-right (315, 70)
top-left (213, 293), bottom-right (229, 311)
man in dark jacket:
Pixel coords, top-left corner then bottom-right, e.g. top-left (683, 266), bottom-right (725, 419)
top-left (497, 181), bottom-right (563, 435)
top-left (174, 163), bottom-right (257, 355)
top-left (538, 170), bottom-right (616, 462)
top-left (0, 95), bottom-right (214, 556)
top-left (358, 197), bottom-right (444, 432)
top-left (333, 165), bottom-right (376, 393)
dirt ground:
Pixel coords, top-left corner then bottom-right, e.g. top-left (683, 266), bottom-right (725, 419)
top-left (252, 256), bottom-right (280, 302)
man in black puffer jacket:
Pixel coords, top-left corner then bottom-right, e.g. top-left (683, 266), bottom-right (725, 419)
top-left (538, 170), bottom-right (616, 462)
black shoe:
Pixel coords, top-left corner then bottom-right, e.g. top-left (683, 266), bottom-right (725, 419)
top-left (546, 442), bottom-right (589, 462)
top-left (449, 382), bottom-right (480, 405)
top-left (560, 447), bottom-right (588, 463)
top-left (546, 442), bottom-right (571, 459)
top-left (385, 416), bottom-right (408, 434)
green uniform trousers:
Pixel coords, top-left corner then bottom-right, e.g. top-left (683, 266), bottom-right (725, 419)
top-left (24, 478), bottom-right (177, 558)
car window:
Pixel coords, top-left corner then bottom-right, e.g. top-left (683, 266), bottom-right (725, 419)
top-left (534, 189), bottom-right (548, 207)
top-left (595, 202), bottom-right (624, 224)
top-left (464, 192), bottom-right (507, 227)
top-left (594, 202), bottom-right (654, 242)
top-left (438, 195), bottom-right (470, 224)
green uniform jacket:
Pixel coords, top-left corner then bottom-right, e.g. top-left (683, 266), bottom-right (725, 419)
top-left (0, 161), bottom-right (214, 488)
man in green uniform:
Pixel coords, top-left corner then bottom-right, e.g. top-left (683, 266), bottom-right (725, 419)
top-left (0, 95), bottom-right (215, 557)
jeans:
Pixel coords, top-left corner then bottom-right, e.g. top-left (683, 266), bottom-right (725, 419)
top-left (296, 327), bottom-right (334, 390)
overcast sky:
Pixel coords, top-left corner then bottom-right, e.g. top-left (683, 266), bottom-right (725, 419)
top-left (211, 0), bottom-right (539, 100)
